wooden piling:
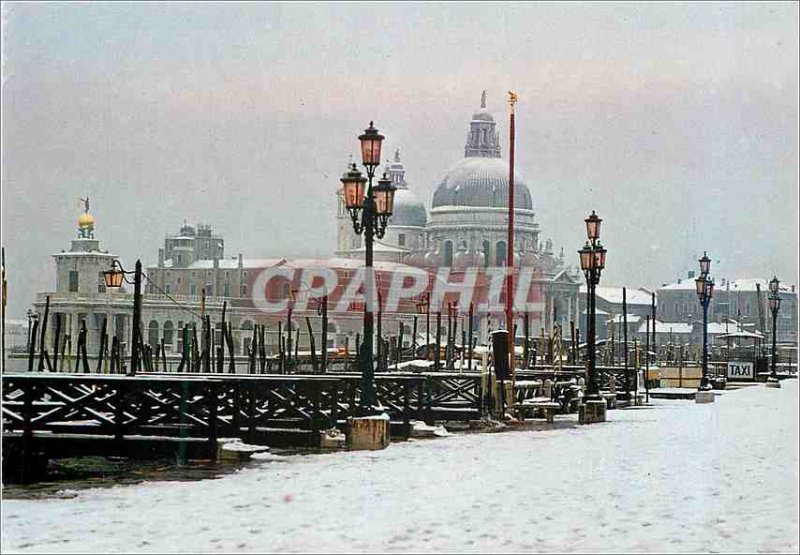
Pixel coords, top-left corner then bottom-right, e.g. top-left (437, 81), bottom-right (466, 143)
top-left (37, 296), bottom-right (50, 372)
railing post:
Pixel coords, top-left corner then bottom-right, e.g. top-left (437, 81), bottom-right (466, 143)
top-left (247, 383), bottom-right (256, 443)
top-left (208, 382), bottom-right (218, 455)
top-left (416, 379), bottom-right (424, 421)
top-left (403, 381), bottom-right (411, 437)
top-left (114, 380), bottom-right (126, 443)
top-left (232, 381), bottom-right (241, 437)
top-left (330, 383), bottom-right (339, 429)
top-left (311, 381), bottom-right (321, 442)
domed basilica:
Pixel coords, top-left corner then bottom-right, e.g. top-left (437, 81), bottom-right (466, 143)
top-left (337, 93), bottom-right (580, 335)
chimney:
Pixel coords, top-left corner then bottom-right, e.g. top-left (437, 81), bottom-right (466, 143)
top-left (158, 248), bottom-right (164, 268)
top-left (688, 270), bottom-right (695, 279)
top-left (238, 253), bottom-right (243, 269)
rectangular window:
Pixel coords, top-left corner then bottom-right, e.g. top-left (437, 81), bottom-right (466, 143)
top-left (98, 272), bottom-right (106, 293)
top-left (224, 283), bottom-right (230, 297)
top-left (398, 233), bottom-right (406, 247)
top-left (69, 271), bottom-right (79, 292)
top-left (240, 283), bottom-right (248, 297)
top-left (165, 284), bottom-right (171, 294)
top-left (206, 284), bottom-right (213, 297)
top-left (191, 284), bottom-right (197, 296)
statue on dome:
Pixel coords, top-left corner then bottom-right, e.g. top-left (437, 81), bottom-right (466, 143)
top-left (77, 196), bottom-right (95, 239)
top-left (480, 90), bottom-right (487, 109)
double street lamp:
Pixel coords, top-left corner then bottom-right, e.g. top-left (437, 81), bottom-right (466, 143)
top-left (695, 252), bottom-right (714, 392)
top-left (103, 259), bottom-right (143, 376)
top-left (578, 211), bottom-right (607, 401)
top-left (340, 122), bottom-right (397, 412)
top-left (768, 275), bottom-right (781, 384)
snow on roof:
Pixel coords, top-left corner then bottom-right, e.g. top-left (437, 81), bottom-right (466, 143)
top-left (608, 314), bottom-right (642, 324)
top-left (638, 321), bottom-right (692, 334)
top-left (578, 285), bottom-right (654, 305)
top-left (659, 280), bottom-right (698, 291)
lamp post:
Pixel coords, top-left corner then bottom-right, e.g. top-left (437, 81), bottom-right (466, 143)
top-left (578, 211), bottom-right (607, 403)
top-left (26, 309), bottom-right (36, 352)
top-left (416, 292), bottom-right (431, 360)
top-left (694, 252), bottom-right (715, 401)
top-left (767, 275), bottom-right (781, 386)
top-left (103, 259), bottom-right (143, 376)
top-left (340, 122), bottom-right (396, 413)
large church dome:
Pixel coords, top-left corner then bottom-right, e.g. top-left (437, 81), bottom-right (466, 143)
top-left (432, 157), bottom-right (532, 210)
top-left (431, 91), bottom-right (533, 211)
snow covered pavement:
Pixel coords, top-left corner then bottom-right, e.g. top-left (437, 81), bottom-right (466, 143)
top-left (3, 381), bottom-right (798, 553)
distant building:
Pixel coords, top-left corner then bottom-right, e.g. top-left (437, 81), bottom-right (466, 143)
top-left (657, 274), bottom-right (797, 344)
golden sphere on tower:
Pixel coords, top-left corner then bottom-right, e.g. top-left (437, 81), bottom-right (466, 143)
top-left (78, 212), bottom-right (95, 228)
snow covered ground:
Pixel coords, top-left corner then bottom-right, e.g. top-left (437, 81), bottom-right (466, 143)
top-left (3, 381), bottom-right (798, 553)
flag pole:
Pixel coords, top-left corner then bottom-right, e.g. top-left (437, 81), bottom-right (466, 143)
top-left (507, 91), bottom-right (518, 392)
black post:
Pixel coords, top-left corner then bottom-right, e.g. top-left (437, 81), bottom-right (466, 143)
top-left (523, 312), bottom-right (530, 369)
top-left (37, 296), bottom-right (50, 372)
top-left (376, 291), bottom-right (383, 373)
top-left (651, 292), bottom-right (657, 366)
top-left (623, 287), bottom-right (630, 400)
top-left (321, 294), bottom-right (328, 373)
top-left (587, 272), bottom-right (598, 398)
top-left (645, 314), bottom-right (650, 397)
top-left (641, 334), bottom-right (648, 402)
top-left (771, 304), bottom-right (778, 379)
top-left (129, 260), bottom-right (143, 376)
top-left (412, 316), bottom-right (418, 361)
top-left (426, 292), bottom-right (431, 362)
top-left (434, 310), bottom-right (442, 371)
top-left (52, 313), bottom-right (61, 373)
top-left (28, 317), bottom-right (38, 373)
top-left (468, 302), bottom-right (474, 372)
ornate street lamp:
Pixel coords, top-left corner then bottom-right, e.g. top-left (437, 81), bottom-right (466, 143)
top-left (694, 252), bottom-right (714, 396)
top-left (578, 210), bottom-right (608, 422)
top-left (341, 122), bottom-right (397, 413)
top-left (768, 275), bottom-right (781, 385)
top-left (104, 259), bottom-right (143, 376)
top-left (416, 291), bottom-right (431, 361)
top-left (26, 309), bottom-right (38, 352)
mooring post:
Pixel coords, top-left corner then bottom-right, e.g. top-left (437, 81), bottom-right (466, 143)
top-left (38, 296), bottom-right (50, 372)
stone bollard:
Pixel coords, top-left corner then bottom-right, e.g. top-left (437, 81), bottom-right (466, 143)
top-left (346, 414), bottom-right (390, 451)
top-left (579, 399), bottom-right (607, 424)
top-left (695, 389), bottom-right (715, 403)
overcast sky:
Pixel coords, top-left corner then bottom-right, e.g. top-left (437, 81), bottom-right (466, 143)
top-left (2, 1), bottom-right (798, 319)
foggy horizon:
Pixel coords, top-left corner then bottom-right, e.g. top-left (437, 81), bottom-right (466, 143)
top-left (2, 1), bottom-right (798, 319)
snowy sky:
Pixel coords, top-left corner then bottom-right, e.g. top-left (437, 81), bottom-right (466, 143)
top-left (2, 1), bottom-right (798, 318)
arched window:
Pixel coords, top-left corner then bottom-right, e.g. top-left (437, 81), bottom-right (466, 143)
top-left (443, 241), bottom-right (454, 267)
top-left (148, 320), bottom-right (160, 347)
top-left (163, 321), bottom-right (174, 346)
top-left (496, 241), bottom-right (507, 266)
top-left (483, 240), bottom-right (491, 268)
